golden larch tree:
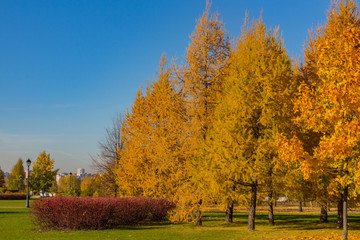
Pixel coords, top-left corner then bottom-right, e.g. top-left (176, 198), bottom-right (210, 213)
top-left (178, 2), bottom-right (231, 226)
top-left (205, 16), bottom-right (295, 230)
top-left (116, 55), bottom-right (188, 201)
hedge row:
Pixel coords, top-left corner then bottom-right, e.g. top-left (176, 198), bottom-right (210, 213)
top-left (0, 193), bottom-right (27, 200)
top-left (31, 197), bottom-right (175, 230)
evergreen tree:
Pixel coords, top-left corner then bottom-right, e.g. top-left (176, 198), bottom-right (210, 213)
top-left (0, 168), bottom-right (5, 188)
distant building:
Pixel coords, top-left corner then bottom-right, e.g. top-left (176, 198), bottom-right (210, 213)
top-left (56, 172), bottom-right (70, 183)
top-left (76, 168), bottom-right (86, 178)
top-left (55, 170), bottom-right (91, 183)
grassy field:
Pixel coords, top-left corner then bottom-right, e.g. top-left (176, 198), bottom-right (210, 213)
top-left (1, 200), bottom-right (360, 240)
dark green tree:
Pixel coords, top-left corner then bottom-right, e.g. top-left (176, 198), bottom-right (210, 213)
top-left (0, 168), bottom-right (5, 187)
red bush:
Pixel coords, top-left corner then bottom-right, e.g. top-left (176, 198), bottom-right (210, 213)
top-left (0, 193), bottom-right (27, 200)
top-left (148, 198), bottom-right (176, 221)
top-left (31, 197), bottom-right (175, 230)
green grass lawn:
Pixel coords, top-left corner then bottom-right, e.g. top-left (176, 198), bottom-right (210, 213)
top-left (1, 200), bottom-right (360, 240)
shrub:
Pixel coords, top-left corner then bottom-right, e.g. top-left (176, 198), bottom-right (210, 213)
top-left (147, 198), bottom-right (176, 221)
top-left (0, 188), bottom-right (7, 193)
top-left (0, 193), bottom-right (27, 200)
top-left (31, 197), bottom-right (175, 230)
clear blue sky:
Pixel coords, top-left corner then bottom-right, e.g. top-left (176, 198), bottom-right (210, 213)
top-left (0, 0), bottom-right (330, 173)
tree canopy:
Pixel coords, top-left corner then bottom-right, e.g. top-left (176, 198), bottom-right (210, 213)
top-left (30, 151), bottom-right (59, 193)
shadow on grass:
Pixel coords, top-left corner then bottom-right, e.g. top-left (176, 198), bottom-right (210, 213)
top-left (111, 221), bottom-right (178, 231)
top-left (0, 209), bottom-right (29, 214)
top-left (202, 211), bottom-right (360, 231)
top-left (0, 211), bottom-right (27, 214)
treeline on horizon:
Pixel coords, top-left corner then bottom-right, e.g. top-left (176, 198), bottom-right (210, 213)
top-left (93, 0), bottom-right (360, 236)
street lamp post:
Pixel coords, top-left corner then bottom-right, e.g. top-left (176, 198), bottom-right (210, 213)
top-left (42, 174), bottom-right (46, 198)
top-left (26, 159), bottom-right (31, 208)
top-left (69, 172), bottom-right (72, 190)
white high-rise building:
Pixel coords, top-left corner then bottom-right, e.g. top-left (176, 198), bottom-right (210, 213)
top-left (77, 168), bottom-right (85, 177)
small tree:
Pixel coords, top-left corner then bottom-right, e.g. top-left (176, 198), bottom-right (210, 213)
top-left (80, 176), bottom-right (96, 196)
top-left (7, 159), bottom-right (25, 191)
top-left (57, 174), bottom-right (81, 193)
top-left (30, 151), bottom-right (58, 194)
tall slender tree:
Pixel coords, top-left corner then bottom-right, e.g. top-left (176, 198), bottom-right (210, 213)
top-left (178, 2), bottom-right (231, 226)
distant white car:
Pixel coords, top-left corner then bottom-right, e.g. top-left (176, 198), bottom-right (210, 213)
top-left (39, 191), bottom-right (55, 197)
top-left (277, 197), bottom-right (289, 202)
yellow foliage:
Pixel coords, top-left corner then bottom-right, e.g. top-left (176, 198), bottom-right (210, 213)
top-left (115, 55), bottom-right (188, 200)
top-left (57, 174), bottom-right (80, 193)
top-left (203, 15), bottom-right (295, 209)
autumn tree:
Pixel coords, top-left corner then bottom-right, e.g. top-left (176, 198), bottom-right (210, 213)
top-left (92, 114), bottom-right (123, 196)
top-left (7, 158), bottom-right (25, 191)
top-left (30, 151), bottom-right (58, 194)
top-left (57, 174), bottom-right (81, 196)
top-left (80, 175), bottom-right (96, 196)
top-left (116, 55), bottom-right (187, 201)
top-left (205, 16), bottom-right (295, 230)
top-left (178, 2), bottom-right (231, 226)
top-left (91, 174), bottom-right (108, 196)
top-left (281, 1), bottom-right (360, 239)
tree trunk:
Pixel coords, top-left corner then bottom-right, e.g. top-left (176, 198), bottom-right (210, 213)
top-left (274, 192), bottom-right (277, 207)
top-left (343, 185), bottom-right (348, 240)
top-left (320, 204), bottom-right (328, 223)
top-left (299, 200), bottom-right (303, 212)
top-left (225, 200), bottom-right (234, 223)
top-left (195, 199), bottom-right (202, 226)
top-left (267, 171), bottom-right (274, 226)
top-left (248, 180), bottom-right (257, 231)
top-left (268, 189), bottom-right (274, 225)
top-left (114, 184), bottom-right (118, 197)
top-left (337, 194), bottom-right (344, 229)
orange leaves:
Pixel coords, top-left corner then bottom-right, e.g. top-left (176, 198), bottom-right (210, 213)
top-left (294, 0), bottom-right (360, 202)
